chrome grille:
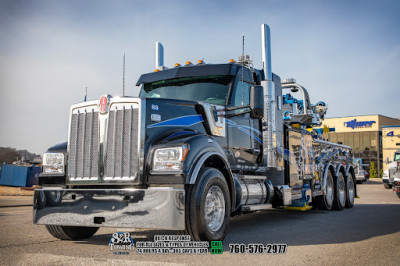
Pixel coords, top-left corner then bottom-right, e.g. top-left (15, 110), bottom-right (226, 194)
top-left (104, 104), bottom-right (139, 181)
top-left (68, 100), bottom-right (140, 183)
top-left (68, 108), bottom-right (99, 180)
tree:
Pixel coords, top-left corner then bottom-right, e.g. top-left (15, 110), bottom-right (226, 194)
top-left (370, 161), bottom-right (377, 179)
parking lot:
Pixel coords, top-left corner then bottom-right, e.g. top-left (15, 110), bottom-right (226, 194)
top-left (1, 178), bottom-right (400, 265)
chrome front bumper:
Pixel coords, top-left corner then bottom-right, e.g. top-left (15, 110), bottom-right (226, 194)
top-left (33, 187), bottom-right (185, 230)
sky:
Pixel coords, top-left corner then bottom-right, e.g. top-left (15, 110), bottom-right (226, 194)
top-left (0, 0), bottom-right (399, 154)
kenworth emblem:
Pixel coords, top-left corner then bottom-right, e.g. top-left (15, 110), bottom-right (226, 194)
top-left (100, 96), bottom-right (108, 114)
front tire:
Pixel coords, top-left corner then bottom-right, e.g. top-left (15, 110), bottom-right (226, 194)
top-left (45, 225), bottom-right (99, 240)
top-left (384, 183), bottom-right (392, 189)
top-left (184, 167), bottom-right (230, 242)
top-left (333, 172), bottom-right (346, 210)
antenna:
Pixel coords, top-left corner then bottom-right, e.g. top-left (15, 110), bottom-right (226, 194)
top-left (122, 54), bottom-right (126, 96)
top-left (242, 34), bottom-right (245, 58)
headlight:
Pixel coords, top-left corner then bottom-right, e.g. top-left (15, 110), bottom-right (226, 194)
top-left (152, 146), bottom-right (189, 172)
top-left (383, 170), bottom-right (389, 178)
top-left (43, 153), bottom-right (65, 174)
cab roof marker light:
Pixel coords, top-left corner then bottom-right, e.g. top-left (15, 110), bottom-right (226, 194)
top-left (229, 59), bottom-right (236, 63)
top-left (185, 61), bottom-right (193, 66)
top-left (174, 63), bottom-right (181, 67)
top-left (197, 60), bottom-right (205, 65)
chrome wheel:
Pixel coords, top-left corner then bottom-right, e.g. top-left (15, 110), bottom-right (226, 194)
top-left (204, 185), bottom-right (225, 232)
top-left (347, 177), bottom-right (355, 205)
top-left (326, 173), bottom-right (334, 206)
top-left (338, 175), bottom-right (346, 206)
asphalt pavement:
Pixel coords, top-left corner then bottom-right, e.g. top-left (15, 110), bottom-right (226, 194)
top-left (0, 196), bottom-right (33, 207)
top-left (0, 179), bottom-right (399, 265)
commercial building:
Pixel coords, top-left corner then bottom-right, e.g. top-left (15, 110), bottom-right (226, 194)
top-left (317, 115), bottom-right (400, 177)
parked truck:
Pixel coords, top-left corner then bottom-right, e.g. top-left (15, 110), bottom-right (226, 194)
top-left (383, 150), bottom-right (400, 194)
top-left (34, 24), bottom-right (356, 242)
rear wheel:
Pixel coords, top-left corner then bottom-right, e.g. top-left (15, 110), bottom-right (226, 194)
top-left (333, 172), bottom-right (346, 210)
top-left (384, 183), bottom-right (392, 189)
top-left (45, 225), bottom-right (99, 240)
top-left (315, 169), bottom-right (334, 210)
top-left (345, 174), bottom-right (355, 208)
top-left (184, 167), bottom-right (230, 242)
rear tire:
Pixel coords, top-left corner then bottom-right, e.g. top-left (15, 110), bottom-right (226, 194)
top-left (315, 169), bottom-right (334, 210)
top-left (184, 167), bottom-right (230, 242)
top-left (45, 225), bottom-right (99, 240)
top-left (333, 172), bottom-right (346, 210)
top-left (345, 174), bottom-right (355, 208)
top-left (384, 183), bottom-right (392, 189)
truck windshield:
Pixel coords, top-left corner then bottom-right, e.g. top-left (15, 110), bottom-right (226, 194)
top-left (140, 76), bottom-right (232, 105)
top-left (395, 153), bottom-right (400, 161)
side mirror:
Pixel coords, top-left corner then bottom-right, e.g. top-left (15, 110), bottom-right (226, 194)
top-left (250, 85), bottom-right (264, 119)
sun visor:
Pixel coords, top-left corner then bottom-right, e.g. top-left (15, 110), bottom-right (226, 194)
top-left (136, 64), bottom-right (237, 85)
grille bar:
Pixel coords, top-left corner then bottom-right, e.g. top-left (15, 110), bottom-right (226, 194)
top-left (68, 108), bottom-right (99, 181)
top-left (120, 106), bottom-right (125, 177)
top-left (128, 106), bottom-right (133, 177)
top-left (104, 103), bottom-right (139, 181)
top-left (81, 110), bottom-right (86, 177)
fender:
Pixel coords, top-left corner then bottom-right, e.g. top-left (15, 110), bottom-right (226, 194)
top-left (188, 150), bottom-right (236, 213)
top-left (335, 163), bottom-right (345, 177)
top-left (188, 151), bottom-right (231, 184)
top-left (186, 141), bottom-right (236, 213)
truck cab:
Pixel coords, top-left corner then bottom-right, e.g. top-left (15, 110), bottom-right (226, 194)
top-left (383, 151), bottom-right (400, 189)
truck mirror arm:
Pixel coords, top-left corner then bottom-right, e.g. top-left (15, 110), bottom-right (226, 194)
top-left (226, 109), bottom-right (251, 118)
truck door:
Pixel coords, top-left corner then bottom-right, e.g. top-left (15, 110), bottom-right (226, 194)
top-left (227, 68), bottom-right (261, 171)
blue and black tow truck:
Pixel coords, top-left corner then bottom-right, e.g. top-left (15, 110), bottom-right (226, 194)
top-left (34, 24), bottom-right (356, 242)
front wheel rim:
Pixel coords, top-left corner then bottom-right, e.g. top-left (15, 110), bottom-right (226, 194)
top-left (204, 185), bottom-right (225, 232)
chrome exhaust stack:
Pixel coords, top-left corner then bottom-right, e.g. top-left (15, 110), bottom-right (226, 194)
top-left (261, 24), bottom-right (272, 81)
top-left (261, 24), bottom-right (283, 171)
